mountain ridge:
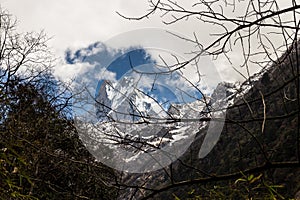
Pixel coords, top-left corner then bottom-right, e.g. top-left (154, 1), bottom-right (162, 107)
top-left (117, 40), bottom-right (300, 199)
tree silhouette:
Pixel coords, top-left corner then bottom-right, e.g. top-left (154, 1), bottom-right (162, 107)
top-left (0, 8), bottom-right (117, 200)
top-left (102, 1), bottom-right (300, 199)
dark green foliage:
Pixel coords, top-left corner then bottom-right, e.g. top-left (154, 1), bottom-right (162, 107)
top-left (0, 8), bottom-right (118, 199)
top-left (0, 73), bottom-right (118, 200)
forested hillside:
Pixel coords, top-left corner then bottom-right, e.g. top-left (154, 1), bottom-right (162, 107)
top-left (0, 9), bottom-right (117, 200)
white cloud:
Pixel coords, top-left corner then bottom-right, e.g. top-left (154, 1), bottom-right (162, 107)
top-left (96, 68), bottom-right (117, 83)
top-left (1, 0), bottom-right (295, 85)
top-left (54, 62), bottom-right (95, 82)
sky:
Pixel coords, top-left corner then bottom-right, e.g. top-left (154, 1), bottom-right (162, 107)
top-left (1, 0), bottom-right (241, 82)
top-left (2, 0), bottom-right (189, 56)
top-left (1, 0), bottom-right (295, 92)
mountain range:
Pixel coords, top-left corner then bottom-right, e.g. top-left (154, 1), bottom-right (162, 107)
top-left (112, 41), bottom-right (300, 199)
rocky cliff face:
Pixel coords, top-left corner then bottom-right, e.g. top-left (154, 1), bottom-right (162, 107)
top-left (117, 41), bottom-right (300, 199)
top-left (168, 41), bottom-right (300, 197)
top-left (96, 76), bottom-right (168, 123)
top-left (96, 80), bottom-right (112, 121)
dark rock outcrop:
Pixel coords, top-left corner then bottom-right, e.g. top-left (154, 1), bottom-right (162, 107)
top-left (118, 41), bottom-right (300, 199)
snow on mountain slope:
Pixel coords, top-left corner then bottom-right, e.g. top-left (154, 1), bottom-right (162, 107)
top-left (96, 75), bottom-right (169, 123)
top-left (76, 79), bottom-right (238, 172)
